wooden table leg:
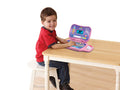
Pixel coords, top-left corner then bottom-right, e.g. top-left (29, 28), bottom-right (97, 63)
top-left (115, 68), bottom-right (120, 90)
top-left (44, 56), bottom-right (49, 90)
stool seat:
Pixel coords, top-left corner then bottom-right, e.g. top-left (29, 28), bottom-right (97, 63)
top-left (28, 60), bottom-right (60, 90)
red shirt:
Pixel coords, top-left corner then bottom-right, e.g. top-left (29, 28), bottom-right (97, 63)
top-left (35, 27), bottom-right (58, 62)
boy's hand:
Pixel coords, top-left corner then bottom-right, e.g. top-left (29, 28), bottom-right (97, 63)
top-left (67, 41), bottom-right (76, 47)
top-left (56, 36), bottom-right (68, 44)
top-left (61, 39), bottom-right (68, 43)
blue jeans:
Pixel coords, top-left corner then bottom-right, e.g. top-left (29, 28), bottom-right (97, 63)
top-left (38, 60), bottom-right (70, 85)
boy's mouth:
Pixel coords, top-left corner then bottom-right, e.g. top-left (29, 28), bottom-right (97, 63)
top-left (50, 26), bottom-right (55, 28)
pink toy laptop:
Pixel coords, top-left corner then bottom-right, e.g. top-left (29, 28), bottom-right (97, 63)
top-left (67, 24), bottom-right (94, 52)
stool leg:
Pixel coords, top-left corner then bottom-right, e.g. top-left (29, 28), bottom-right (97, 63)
top-left (30, 70), bottom-right (36, 90)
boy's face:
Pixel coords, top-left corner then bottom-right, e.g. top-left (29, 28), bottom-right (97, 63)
top-left (41, 15), bottom-right (57, 31)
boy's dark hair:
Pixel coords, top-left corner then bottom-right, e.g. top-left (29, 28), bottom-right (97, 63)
top-left (40, 7), bottom-right (57, 21)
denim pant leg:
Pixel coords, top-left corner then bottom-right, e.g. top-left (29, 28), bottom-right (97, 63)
top-left (38, 60), bottom-right (70, 85)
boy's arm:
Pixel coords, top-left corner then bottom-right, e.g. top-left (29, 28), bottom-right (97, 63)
top-left (56, 36), bottom-right (68, 44)
top-left (51, 40), bottom-right (75, 49)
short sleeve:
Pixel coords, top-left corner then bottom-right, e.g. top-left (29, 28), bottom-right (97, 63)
top-left (43, 32), bottom-right (57, 48)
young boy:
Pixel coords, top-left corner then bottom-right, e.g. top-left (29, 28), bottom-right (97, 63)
top-left (35, 7), bottom-right (75, 90)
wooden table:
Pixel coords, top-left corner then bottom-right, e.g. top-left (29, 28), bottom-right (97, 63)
top-left (42, 39), bottom-right (120, 90)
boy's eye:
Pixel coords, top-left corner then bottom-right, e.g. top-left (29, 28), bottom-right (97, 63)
top-left (48, 21), bottom-right (51, 23)
top-left (53, 20), bottom-right (56, 22)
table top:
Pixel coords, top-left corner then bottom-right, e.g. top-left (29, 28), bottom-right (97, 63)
top-left (43, 39), bottom-right (120, 66)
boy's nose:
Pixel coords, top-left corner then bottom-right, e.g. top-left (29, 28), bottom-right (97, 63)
top-left (51, 22), bottom-right (55, 25)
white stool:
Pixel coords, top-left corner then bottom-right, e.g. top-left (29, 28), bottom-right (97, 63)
top-left (28, 60), bottom-right (60, 90)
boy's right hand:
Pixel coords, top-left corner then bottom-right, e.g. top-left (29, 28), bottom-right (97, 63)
top-left (67, 41), bottom-right (76, 47)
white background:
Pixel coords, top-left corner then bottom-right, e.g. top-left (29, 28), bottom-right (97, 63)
top-left (0, 0), bottom-right (120, 90)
